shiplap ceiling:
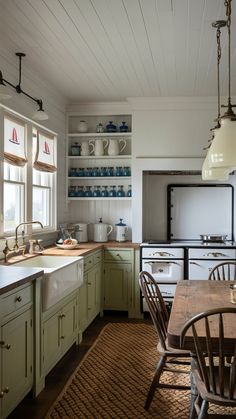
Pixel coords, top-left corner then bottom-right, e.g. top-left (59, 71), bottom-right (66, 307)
top-left (0, 0), bottom-right (235, 102)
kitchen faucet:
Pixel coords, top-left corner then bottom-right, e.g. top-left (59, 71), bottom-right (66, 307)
top-left (3, 221), bottom-right (43, 263)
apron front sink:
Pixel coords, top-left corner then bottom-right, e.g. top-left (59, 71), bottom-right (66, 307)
top-left (14, 255), bottom-right (84, 311)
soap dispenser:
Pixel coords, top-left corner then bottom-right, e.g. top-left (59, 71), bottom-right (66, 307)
top-left (115, 219), bottom-right (128, 242)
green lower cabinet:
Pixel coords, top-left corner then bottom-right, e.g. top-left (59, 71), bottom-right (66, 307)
top-left (103, 263), bottom-right (132, 310)
top-left (42, 295), bottom-right (77, 376)
top-left (78, 251), bottom-right (102, 335)
top-left (1, 308), bottom-right (33, 419)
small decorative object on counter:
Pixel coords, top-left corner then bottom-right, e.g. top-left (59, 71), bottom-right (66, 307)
top-left (96, 122), bottom-right (105, 133)
top-left (127, 185), bottom-right (132, 197)
top-left (117, 185), bottom-right (125, 197)
top-left (71, 142), bottom-right (81, 156)
top-left (115, 219), bottom-right (128, 242)
top-left (106, 121), bottom-right (117, 132)
top-left (77, 120), bottom-right (88, 133)
top-left (119, 121), bottom-right (128, 132)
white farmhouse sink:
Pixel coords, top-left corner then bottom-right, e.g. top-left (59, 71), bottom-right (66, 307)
top-left (15, 255), bottom-right (84, 311)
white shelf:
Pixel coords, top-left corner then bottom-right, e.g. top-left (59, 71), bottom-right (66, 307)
top-left (67, 197), bottom-right (132, 201)
top-left (67, 132), bottom-right (132, 137)
top-left (68, 176), bottom-right (131, 180)
top-left (67, 155), bottom-right (131, 159)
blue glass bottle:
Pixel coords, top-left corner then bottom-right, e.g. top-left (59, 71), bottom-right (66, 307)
top-left (101, 186), bottom-right (109, 197)
top-left (127, 185), bottom-right (132, 197)
top-left (119, 121), bottom-right (128, 132)
top-left (117, 185), bottom-right (125, 197)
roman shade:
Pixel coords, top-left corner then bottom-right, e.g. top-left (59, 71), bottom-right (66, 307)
top-left (33, 130), bottom-right (57, 172)
top-left (4, 115), bottom-right (28, 166)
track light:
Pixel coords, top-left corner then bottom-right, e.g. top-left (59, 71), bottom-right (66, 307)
top-left (0, 52), bottom-right (48, 121)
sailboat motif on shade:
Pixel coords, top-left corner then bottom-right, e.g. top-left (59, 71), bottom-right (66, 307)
top-left (43, 140), bottom-right (50, 155)
top-left (9, 127), bottom-right (20, 145)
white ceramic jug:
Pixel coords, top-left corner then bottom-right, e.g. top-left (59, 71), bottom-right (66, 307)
top-left (89, 138), bottom-right (109, 156)
top-left (108, 138), bottom-right (127, 156)
top-left (93, 218), bottom-right (113, 242)
top-left (80, 141), bottom-right (93, 156)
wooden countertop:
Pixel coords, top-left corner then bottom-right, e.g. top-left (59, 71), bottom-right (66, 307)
top-left (0, 266), bottom-right (43, 295)
top-left (41, 241), bottom-right (140, 256)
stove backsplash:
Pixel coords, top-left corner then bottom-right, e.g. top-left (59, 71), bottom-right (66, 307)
top-left (142, 172), bottom-right (235, 242)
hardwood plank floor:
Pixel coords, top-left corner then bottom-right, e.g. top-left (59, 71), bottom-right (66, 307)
top-left (8, 312), bottom-right (138, 419)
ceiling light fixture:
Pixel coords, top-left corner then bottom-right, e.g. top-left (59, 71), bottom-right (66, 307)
top-left (0, 52), bottom-right (48, 121)
top-left (202, 20), bottom-right (229, 181)
top-left (208, 0), bottom-right (236, 170)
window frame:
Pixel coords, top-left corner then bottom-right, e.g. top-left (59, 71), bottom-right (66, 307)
top-left (0, 105), bottom-right (57, 238)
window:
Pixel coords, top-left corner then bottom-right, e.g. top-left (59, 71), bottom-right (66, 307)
top-left (1, 109), bottom-right (57, 236)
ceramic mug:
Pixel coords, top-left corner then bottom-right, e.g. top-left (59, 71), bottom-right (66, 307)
top-left (108, 138), bottom-right (127, 156)
top-left (80, 141), bottom-right (93, 156)
top-left (89, 139), bottom-right (109, 156)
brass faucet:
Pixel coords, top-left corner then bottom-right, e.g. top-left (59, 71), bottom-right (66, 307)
top-left (3, 221), bottom-right (43, 263)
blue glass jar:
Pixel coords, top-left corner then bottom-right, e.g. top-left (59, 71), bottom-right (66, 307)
top-left (115, 166), bottom-right (123, 176)
top-left (123, 166), bottom-right (131, 176)
top-left (76, 186), bottom-right (84, 197)
top-left (109, 185), bottom-right (117, 197)
top-left (71, 142), bottom-right (81, 156)
top-left (117, 185), bottom-right (125, 197)
top-left (106, 167), bottom-right (113, 176)
top-left (119, 121), bottom-right (128, 132)
top-left (92, 186), bottom-right (101, 197)
top-left (84, 186), bottom-right (92, 197)
top-left (69, 168), bottom-right (77, 177)
top-left (91, 167), bottom-right (99, 177)
top-left (85, 167), bottom-right (92, 177)
top-left (101, 185), bottom-right (109, 197)
top-left (68, 186), bottom-right (76, 197)
top-left (100, 167), bottom-right (106, 177)
top-left (127, 185), bottom-right (132, 197)
top-left (106, 121), bottom-right (117, 132)
top-left (77, 168), bottom-right (84, 177)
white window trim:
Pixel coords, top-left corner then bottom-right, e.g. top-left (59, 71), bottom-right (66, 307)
top-left (0, 104), bottom-right (57, 239)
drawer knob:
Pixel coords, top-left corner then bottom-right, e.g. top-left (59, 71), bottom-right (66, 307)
top-left (0, 391), bottom-right (4, 398)
top-left (0, 341), bottom-right (11, 350)
top-left (60, 314), bottom-right (65, 319)
top-left (3, 387), bottom-right (9, 394)
top-left (60, 335), bottom-right (65, 339)
top-left (15, 296), bottom-right (22, 302)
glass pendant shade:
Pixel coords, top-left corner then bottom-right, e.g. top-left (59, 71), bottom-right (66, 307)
top-left (0, 82), bottom-right (12, 99)
top-left (208, 118), bottom-right (236, 170)
top-left (202, 148), bottom-right (229, 181)
top-left (33, 109), bottom-right (49, 121)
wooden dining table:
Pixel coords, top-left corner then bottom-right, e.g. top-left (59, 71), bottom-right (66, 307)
top-left (167, 279), bottom-right (236, 419)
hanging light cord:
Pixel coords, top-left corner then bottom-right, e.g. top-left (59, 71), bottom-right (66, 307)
top-left (222, 0), bottom-right (236, 118)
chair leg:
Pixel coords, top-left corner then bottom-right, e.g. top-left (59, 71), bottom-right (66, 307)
top-left (145, 356), bottom-right (166, 410)
top-left (198, 399), bottom-right (208, 419)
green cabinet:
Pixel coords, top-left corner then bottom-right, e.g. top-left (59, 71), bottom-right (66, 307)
top-left (78, 250), bottom-right (102, 337)
top-left (42, 293), bottom-right (78, 375)
top-left (103, 249), bottom-right (134, 313)
top-left (0, 284), bottom-right (33, 419)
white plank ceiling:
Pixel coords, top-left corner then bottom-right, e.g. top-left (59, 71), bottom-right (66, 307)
top-left (0, 0), bottom-right (235, 102)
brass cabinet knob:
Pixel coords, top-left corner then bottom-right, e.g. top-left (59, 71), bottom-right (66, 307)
top-left (60, 336), bottom-right (65, 339)
top-left (0, 391), bottom-right (4, 398)
top-left (15, 296), bottom-right (22, 302)
top-left (0, 341), bottom-right (11, 350)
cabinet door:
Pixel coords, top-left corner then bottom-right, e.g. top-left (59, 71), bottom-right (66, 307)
top-left (104, 263), bottom-right (131, 310)
top-left (43, 313), bottom-right (61, 375)
top-left (78, 276), bottom-right (89, 333)
top-left (61, 298), bottom-right (77, 353)
top-left (1, 309), bottom-right (33, 419)
top-left (87, 263), bottom-right (102, 323)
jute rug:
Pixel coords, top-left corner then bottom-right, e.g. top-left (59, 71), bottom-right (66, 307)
top-left (45, 322), bottom-right (236, 419)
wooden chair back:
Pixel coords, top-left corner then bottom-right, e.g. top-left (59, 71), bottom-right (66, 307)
top-left (139, 271), bottom-right (169, 351)
top-left (180, 307), bottom-right (236, 400)
top-left (208, 262), bottom-right (236, 281)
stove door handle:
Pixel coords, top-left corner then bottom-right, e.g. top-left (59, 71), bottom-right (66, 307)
top-left (152, 251), bottom-right (174, 257)
top-left (144, 261), bottom-right (180, 265)
top-left (204, 252), bottom-right (228, 257)
top-left (189, 261), bottom-right (201, 266)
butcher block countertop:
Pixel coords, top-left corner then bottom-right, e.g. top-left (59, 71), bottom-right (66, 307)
top-left (42, 241), bottom-right (139, 256)
top-left (0, 266), bottom-right (43, 295)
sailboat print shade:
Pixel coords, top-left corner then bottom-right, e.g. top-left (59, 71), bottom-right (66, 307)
top-left (34, 131), bottom-right (57, 172)
top-left (4, 116), bottom-right (27, 165)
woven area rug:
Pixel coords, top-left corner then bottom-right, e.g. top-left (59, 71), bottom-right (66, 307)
top-left (45, 322), bottom-right (236, 419)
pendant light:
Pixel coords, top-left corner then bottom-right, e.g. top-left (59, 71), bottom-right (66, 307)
top-left (202, 20), bottom-right (229, 181)
top-left (0, 53), bottom-right (48, 121)
top-left (208, 0), bottom-right (236, 170)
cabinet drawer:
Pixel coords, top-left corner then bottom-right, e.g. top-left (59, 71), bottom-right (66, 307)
top-left (1, 284), bottom-right (33, 318)
top-left (142, 247), bottom-right (184, 259)
top-left (83, 255), bottom-right (94, 272)
top-left (93, 251), bottom-right (102, 265)
top-left (188, 248), bottom-right (236, 259)
top-left (104, 249), bottom-right (133, 262)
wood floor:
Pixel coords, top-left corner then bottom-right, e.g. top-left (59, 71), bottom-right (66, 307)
top-left (8, 312), bottom-right (134, 419)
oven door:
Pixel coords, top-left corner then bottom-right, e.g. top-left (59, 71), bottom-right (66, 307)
top-left (141, 259), bottom-right (184, 310)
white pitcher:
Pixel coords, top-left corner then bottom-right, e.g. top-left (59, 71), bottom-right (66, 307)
top-left (108, 138), bottom-right (127, 156)
top-left (89, 138), bottom-right (109, 156)
top-left (80, 141), bottom-right (93, 156)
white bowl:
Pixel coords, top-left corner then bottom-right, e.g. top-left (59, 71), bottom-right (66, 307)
top-left (55, 239), bottom-right (78, 250)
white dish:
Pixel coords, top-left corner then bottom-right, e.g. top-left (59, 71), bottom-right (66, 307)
top-left (55, 239), bottom-right (78, 250)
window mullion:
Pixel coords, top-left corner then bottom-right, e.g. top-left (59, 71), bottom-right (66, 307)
top-left (26, 123), bottom-right (33, 233)
top-left (0, 108), bottom-right (4, 235)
